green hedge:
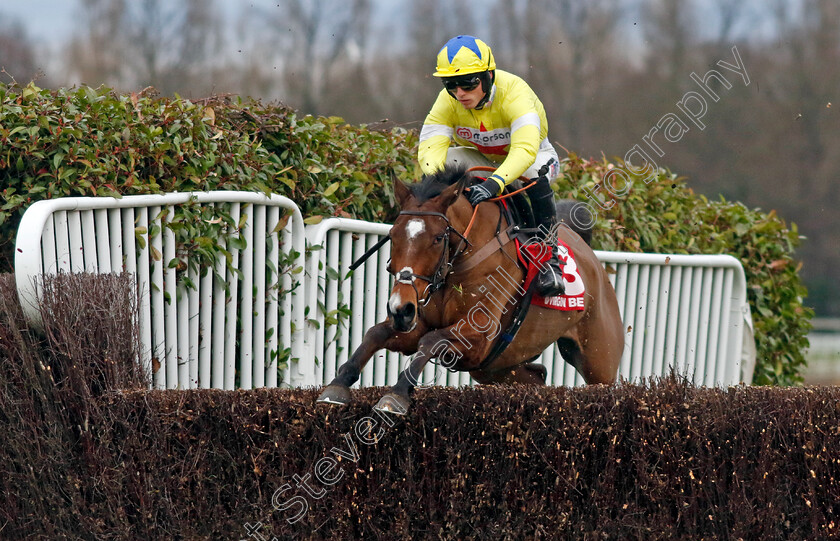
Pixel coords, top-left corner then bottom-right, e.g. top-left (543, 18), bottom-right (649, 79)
top-left (0, 83), bottom-right (811, 384)
top-left (0, 82), bottom-right (419, 267)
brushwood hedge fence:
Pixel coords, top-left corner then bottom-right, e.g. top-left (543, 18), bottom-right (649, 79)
top-left (1, 274), bottom-right (838, 540)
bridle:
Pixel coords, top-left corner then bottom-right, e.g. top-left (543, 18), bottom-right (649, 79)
top-left (352, 166), bottom-right (549, 310)
top-left (391, 210), bottom-right (470, 307)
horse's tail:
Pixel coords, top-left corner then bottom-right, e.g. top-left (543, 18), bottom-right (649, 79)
top-left (556, 199), bottom-right (593, 246)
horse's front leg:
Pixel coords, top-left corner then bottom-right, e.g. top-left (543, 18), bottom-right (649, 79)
top-left (374, 326), bottom-right (485, 414)
top-left (317, 320), bottom-right (426, 406)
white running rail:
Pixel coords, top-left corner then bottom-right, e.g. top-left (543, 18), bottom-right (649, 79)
top-left (15, 201), bottom-right (755, 390)
top-left (597, 251), bottom-right (755, 386)
top-left (15, 192), bottom-right (306, 390)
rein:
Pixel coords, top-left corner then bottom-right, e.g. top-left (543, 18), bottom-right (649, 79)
top-left (349, 234), bottom-right (391, 271)
top-left (462, 166), bottom-right (537, 239)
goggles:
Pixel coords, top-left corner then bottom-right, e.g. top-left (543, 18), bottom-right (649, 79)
top-left (443, 75), bottom-right (481, 92)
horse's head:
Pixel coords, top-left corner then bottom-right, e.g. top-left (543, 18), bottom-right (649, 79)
top-left (386, 167), bottom-right (471, 332)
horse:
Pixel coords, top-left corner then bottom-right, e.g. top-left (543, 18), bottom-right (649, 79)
top-left (317, 166), bottom-right (624, 414)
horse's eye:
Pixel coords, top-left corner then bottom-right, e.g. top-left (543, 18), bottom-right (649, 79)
top-left (433, 233), bottom-right (445, 244)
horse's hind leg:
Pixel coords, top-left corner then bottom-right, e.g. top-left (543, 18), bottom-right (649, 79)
top-left (471, 357), bottom-right (548, 385)
top-left (557, 335), bottom-right (620, 384)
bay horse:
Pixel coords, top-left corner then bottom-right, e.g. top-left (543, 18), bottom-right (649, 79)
top-left (317, 166), bottom-right (624, 414)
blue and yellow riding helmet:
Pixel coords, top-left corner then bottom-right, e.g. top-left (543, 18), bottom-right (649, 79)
top-left (434, 35), bottom-right (496, 108)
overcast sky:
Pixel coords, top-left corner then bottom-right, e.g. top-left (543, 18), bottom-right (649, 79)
top-left (1, 0), bottom-right (789, 49)
top-left (2, 0), bottom-right (76, 43)
top-left (0, 1), bottom-right (289, 47)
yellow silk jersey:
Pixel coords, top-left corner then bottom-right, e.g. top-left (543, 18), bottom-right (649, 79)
top-left (418, 69), bottom-right (550, 189)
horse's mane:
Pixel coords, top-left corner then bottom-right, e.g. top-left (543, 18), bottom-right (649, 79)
top-left (409, 166), bottom-right (467, 203)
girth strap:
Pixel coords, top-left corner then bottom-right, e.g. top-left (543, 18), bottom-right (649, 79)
top-left (478, 279), bottom-right (536, 370)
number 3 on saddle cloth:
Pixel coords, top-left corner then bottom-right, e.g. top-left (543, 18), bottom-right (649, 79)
top-left (515, 238), bottom-right (586, 311)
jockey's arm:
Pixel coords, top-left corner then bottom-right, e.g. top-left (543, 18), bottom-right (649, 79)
top-left (418, 92), bottom-right (454, 175)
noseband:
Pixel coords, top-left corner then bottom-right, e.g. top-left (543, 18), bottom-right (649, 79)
top-left (394, 210), bottom-right (470, 307)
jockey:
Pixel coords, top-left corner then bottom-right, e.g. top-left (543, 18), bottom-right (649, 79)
top-left (418, 35), bottom-right (565, 297)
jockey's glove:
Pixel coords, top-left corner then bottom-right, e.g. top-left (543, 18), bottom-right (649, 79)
top-left (468, 175), bottom-right (503, 206)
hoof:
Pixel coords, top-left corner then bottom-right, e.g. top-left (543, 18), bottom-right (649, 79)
top-left (317, 384), bottom-right (351, 406)
top-left (374, 393), bottom-right (410, 416)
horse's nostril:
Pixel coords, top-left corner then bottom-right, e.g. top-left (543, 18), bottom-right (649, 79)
top-left (392, 302), bottom-right (415, 321)
top-left (388, 301), bottom-right (417, 332)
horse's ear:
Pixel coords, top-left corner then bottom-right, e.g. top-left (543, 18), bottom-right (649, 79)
top-left (438, 173), bottom-right (469, 208)
top-left (393, 174), bottom-right (412, 207)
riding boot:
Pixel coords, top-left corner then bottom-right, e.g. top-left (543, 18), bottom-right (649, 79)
top-left (529, 171), bottom-right (566, 298)
top-left (535, 236), bottom-right (565, 297)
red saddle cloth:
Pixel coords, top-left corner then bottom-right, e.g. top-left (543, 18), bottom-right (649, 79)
top-left (515, 238), bottom-right (586, 311)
